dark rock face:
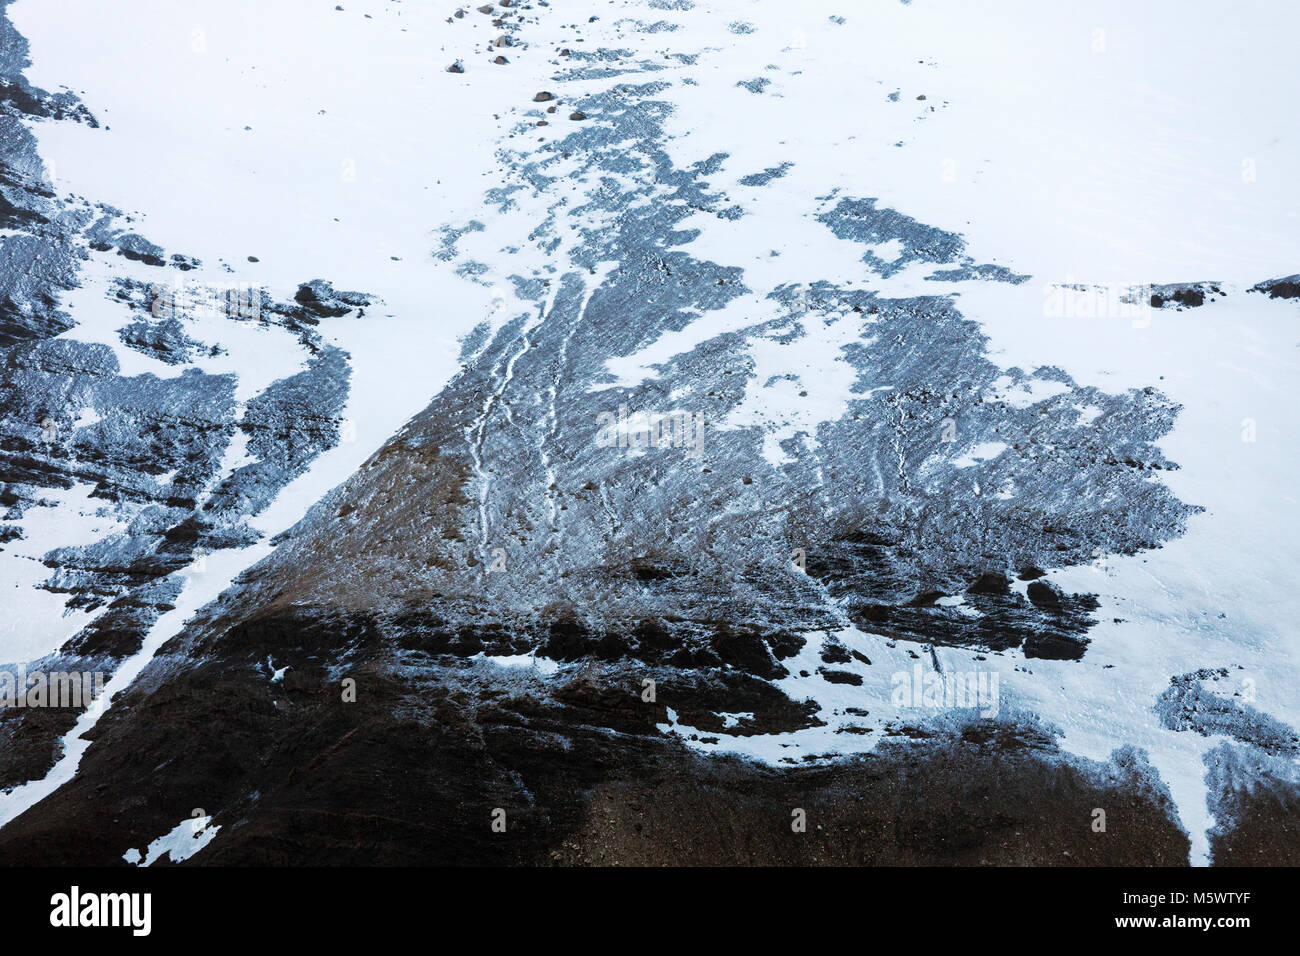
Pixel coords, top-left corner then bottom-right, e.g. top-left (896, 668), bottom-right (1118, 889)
top-left (0, 293), bottom-right (355, 619)
top-left (1206, 742), bottom-right (1300, 865)
top-left (0, 617), bottom-right (1191, 867)
top-left (86, 219), bottom-right (178, 269)
top-left (0, 69), bottom-right (1218, 864)
top-left (818, 197), bottom-right (1028, 283)
top-left (0, 0), bottom-right (101, 349)
top-left (0, 286), bottom-right (361, 787)
top-left (0, 0), bottom-right (370, 791)
top-left (117, 314), bottom-right (206, 366)
top-left (292, 279), bottom-right (371, 318)
top-left (1250, 274), bottom-right (1300, 300)
top-left (1157, 669), bottom-right (1300, 755)
top-left (1147, 282), bottom-right (1222, 309)
top-left (226, 82), bottom-right (1195, 678)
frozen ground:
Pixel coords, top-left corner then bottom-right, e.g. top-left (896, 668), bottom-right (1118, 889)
top-left (1, 0), bottom-right (1297, 865)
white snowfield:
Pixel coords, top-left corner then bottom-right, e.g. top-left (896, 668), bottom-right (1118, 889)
top-left (123, 814), bottom-right (220, 866)
top-left (2, 0), bottom-right (1297, 865)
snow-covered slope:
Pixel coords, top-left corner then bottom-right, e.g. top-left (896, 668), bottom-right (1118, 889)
top-left (0, 0), bottom-right (1297, 866)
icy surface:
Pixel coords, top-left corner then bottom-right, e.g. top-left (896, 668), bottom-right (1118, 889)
top-left (123, 814), bottom-right (220, 866)
top-left (0, 0), bottom-right (1296, 866)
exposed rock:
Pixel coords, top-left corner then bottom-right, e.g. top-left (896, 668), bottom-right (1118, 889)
top-left (1148, 281), bottom-right (1219, 309)
top-left (1251, 274), bottom-right (1300, 300)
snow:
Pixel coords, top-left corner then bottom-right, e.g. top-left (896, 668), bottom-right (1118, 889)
top-left (570, 0), bottom-right (1300, 865)
top-left (952, 441), bottom-right (1007, 468)
top-left (650, 0), bottom-right (1300, 287)
top-left (9, 0), bottom-right (561, 496)
top-left (71, 407), bottom-right (101, 430)
top-left (1, 0), bottom-right (525, 820)
top-left (661, 285), bottom-right (1300, 864)
top-left (987, 376), bottom-right (1072, 410)
top-left (721, 307), bottom-right (880, 466)
top-left (1, 0), bottom-right (1296, 864)
top-left (123, 814), bottom-right (221, 866)
top-left (0, 543), bottom-right (271, 827)
top-left (473, 652), bottom-right (562, 678)
top-left (0, 482), bottom-right (128, 663)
